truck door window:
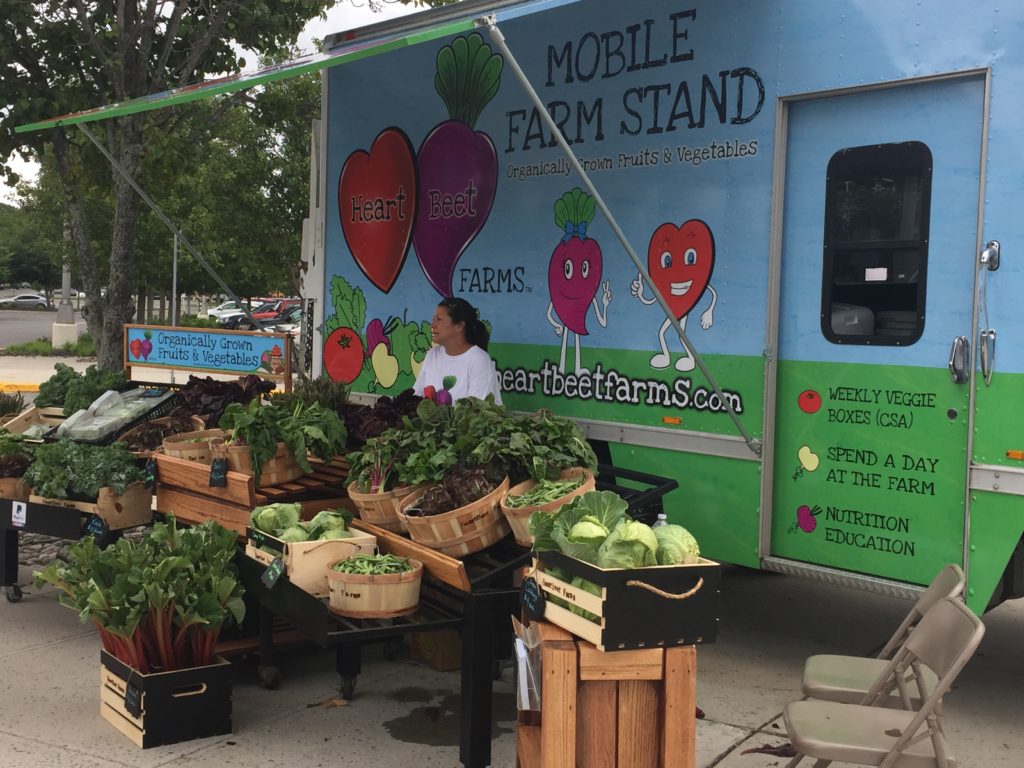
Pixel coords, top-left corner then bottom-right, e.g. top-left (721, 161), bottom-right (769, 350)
top-left (821, 141), bottom-right (932, 345)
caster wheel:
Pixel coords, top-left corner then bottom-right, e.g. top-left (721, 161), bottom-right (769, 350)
top-left (5, 585), bottom-right (23, 603)
top-left (258, 665), bottom-right (281, 690)
top-left (340, 676), bottom-right (357, 700)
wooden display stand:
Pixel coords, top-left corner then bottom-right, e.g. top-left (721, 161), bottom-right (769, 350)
top-left (517, 621), bottom-right (696, 768)
top-left (154, 451), bottom-right (349, 535)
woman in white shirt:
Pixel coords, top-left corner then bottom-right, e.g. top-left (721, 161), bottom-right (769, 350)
top-left (413, 297), bottom-right (503, 404)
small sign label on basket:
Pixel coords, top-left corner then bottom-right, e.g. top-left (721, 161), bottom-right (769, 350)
top-left (520, 576), bottom-right (546, 621)
top-left (11, 501), bottom-right (27, 528)
top-left (208, 457), bottom-right (228, 488)
top-left (84, 514), bottom-right (109, 540)
top-left (260, 556), bottom-right (286, 589)
top-left (145, 457), bottom-right (158, 489)
top-left (123, 679), bottom-right (143, 718)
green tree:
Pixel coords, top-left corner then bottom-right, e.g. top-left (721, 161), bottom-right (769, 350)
top-left (0, 1), bottom-right (333, 369)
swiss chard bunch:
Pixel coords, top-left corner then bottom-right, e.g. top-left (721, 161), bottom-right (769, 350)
top-left (23, 439), bottom-right (145, 499)
top-left (33, 515), bottom-right (245, 672)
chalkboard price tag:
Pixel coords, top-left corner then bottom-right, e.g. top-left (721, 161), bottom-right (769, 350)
top-left (261, 556), bottom-right (286, 589)
top-left (208, 458), bottom-right (228, 488)
top-left (145, 457), bottom-right (158, 489)
top-left (84, 514), bottom-right (109, 540)
top-left (123, 680), bottom-right (143, 718)
top-left (520, 576), bottom-right (546, 621)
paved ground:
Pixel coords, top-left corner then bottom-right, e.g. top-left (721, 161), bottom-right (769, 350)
top-left (0, 309), bottom-right (87, 349)
top-left (2, 357), bottom-right (1023, 766)
top-left (2, 558), bottom-right (1023, 768)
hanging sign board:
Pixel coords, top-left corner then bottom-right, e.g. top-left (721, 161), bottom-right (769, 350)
top-left (123, 324), bottom-right (292, 391)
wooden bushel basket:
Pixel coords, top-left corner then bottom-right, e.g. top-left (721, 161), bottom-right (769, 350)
top-left (161, 429), bottom-right (226, 464)
top-left (326, 558), bottom-right (423, 618)
top-left (346, 481), bottom-right (426, 533)
top-left (500, 467), bottom-right (596, 547)
top-left (224, 441), bottom-right (304, 485)
top-left (397, 477), bottom-right (511, 557)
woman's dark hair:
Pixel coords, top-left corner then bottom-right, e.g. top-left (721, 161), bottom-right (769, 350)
top-left (439, 297), bottom-right (490, 351)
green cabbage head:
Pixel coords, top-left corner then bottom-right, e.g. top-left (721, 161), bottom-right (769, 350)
top-left (597, 520), bottom-right (658, 569)
top-left (318, 526), bottom-right (354, 540)
top-left (654, 524), bottom-right (701, 565)
top-left (277, 525), bottom-right (310, 544)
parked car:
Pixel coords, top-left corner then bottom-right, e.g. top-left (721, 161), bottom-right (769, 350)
top-left (207, 300), bottom-right (249, 319)
top-left (0, 292), bottom-right (53, 310)
top-left (218, 302), bottom-right (277, 328)
top-left (237, 304), bottom-right (303, 332)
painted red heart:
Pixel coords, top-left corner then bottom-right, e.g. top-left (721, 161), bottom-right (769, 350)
top-left (338, 127), bottom-right (417, 293)
top-left (646, 219), bottom-right (715, 319)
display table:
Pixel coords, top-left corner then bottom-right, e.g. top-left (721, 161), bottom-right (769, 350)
top-left (516, 621), bottom-right (696, 768)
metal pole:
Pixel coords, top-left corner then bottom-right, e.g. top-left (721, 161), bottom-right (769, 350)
top-left (482, 17), bottom-right (760, 456)
top-left (78, 124), bottom-right (261, 330)
top-left (171, 233), bottom-right (179, 327)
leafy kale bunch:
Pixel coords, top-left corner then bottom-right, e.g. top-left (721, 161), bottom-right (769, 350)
top-left (35, 363), bottom-right (129, 416)
top-left (23, 440), bottom-right (145, 499)
top-left (0, 431), bottom-right (34, 479)
top-left (221, 399), bottom-right (348, 482)
top-left (33, 515), bottom-right (245, 673)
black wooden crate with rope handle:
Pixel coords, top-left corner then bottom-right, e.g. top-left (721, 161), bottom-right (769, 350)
top-left (530, 549), bottom-right (720, 652)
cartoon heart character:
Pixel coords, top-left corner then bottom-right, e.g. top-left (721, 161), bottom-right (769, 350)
top-left (339, 127), bottom-right (418, 293)
top-left (632, 219), bottom-right (718, 371)
top-left (546, 188), bottom-right (610, 373)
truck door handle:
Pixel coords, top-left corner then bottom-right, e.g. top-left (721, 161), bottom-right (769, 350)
top-left (948, 335), bottom-right (970, 384)
top-left (980, 329), bottom-right (996, 386)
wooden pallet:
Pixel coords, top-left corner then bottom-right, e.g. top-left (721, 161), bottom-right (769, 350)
top-left (154, 452), bottom-right (350, 535)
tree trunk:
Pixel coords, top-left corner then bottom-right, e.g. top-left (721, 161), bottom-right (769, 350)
top-left (94, 118), bottom-right (145, 370)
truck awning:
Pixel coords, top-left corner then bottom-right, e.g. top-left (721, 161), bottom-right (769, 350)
top-left (13, 0), bottom-right (579, 134)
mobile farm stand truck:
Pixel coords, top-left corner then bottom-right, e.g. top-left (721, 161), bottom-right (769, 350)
top-left (303, 0), bottom-right (1024, 613)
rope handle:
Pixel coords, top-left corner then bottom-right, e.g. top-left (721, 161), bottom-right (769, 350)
top-left (626, 577), bottom-right (704, 600)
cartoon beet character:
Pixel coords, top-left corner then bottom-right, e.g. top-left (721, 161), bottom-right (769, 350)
top-left (631, 219), bottom-right (718, 371)
top-left (546, 188), bottom-right (611, 373)
top-left (791, 504), bottom-right (822, 534)
top-left (413, 33), bottom-right (502, 296)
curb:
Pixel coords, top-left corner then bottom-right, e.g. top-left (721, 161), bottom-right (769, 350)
top-left (0, 383), bottom-right (41, 392)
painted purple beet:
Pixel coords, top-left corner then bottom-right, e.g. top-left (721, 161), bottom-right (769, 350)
top-left (413, 33), bottom-right (503, 297)
top-left (414, 121), bottom-right (497, 296)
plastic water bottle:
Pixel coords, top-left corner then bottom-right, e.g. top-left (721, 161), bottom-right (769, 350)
top-left (652, 513), bottom-right (668, 528)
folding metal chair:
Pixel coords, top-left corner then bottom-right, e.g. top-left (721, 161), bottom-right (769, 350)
top-left (801, 564), bottom-right (965, 707)
top-left (784, 596), bottom-right (985, 768)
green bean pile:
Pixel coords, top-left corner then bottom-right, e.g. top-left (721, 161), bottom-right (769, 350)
top-left (331, 554), bottom-right (416, 575)
top-left (505, 476), bottom-right (583, 508)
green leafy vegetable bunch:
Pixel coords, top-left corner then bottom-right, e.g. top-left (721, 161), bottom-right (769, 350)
top-left (249, 503), bottom-right (354, 543)
top-left (33, 515), bottom-right (245, 673)
top-left (23, 439), bottom-right (145, 499)
top-left (36, 363), bottom-right (129, 416)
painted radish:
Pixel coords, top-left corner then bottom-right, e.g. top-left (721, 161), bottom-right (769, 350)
top-left (545, 188), bottom-right (611, 373)
top-left (413, 33), bottom-right (503, 297)
top-left (129, 337), bottom-right (143, 360)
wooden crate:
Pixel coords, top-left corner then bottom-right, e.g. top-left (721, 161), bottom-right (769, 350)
top-left (516, 621), bottom-right (696, 768)
top-left (532, 551), bottom-right (720, 651)
top-left (153, 451), bottom-right (350, 535)
top-left (29, 482), bottom-right (153, 531)
top-left (99, 650), bottom-right (232, 749)
top-left (0, 478), bottom-right (30, 501)
top-left (245, 527), bottom-right (377, 597)
top-left (1, 405), bottom-right (65, 435)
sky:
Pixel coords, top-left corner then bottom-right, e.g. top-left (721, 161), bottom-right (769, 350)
top-left (0, 0), bottom-right (420, 206)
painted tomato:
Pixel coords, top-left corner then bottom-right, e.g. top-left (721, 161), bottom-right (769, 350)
top-left (323, 327), bottom-right (366, 383)
top-left (646, 219), bottom-right (715, 319)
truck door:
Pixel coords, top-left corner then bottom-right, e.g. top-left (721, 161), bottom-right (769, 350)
top-left (771, 75), bottom-right (984, 586)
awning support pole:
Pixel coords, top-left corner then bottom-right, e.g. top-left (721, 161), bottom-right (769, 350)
top-left (481, 17), bottom-right (761, 457)
top-left (78, 123), bottom-right (261, 329)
